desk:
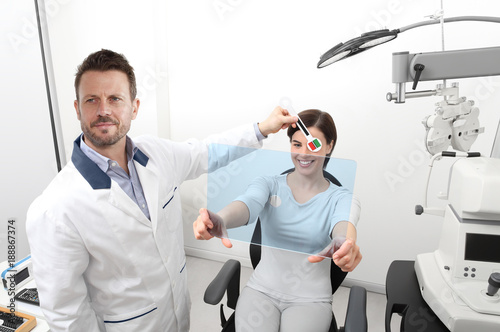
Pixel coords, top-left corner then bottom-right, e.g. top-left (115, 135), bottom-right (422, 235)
top-left (0, 261), bottom-right (49, 331)
top-left (385, 260), bottom-right (448, 332)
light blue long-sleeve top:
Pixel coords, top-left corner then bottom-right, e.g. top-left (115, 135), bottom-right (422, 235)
top-left (234, 173), bottom-right (353, 302)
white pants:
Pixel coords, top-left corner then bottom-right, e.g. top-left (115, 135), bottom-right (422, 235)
top-left (235, 287), bottom-right (333, 332)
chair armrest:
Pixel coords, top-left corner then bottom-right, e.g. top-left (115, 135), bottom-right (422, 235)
top-left (343, 286), bottom-right (368, 332)
top-left (203, 259), bottom-right (241, 310)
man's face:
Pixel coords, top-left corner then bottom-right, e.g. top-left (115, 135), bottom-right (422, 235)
top-left (74, 70), bottom-right (138, 150)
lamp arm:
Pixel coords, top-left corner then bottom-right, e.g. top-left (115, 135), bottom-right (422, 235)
top-left (387, 46), bottom-right (500, 104)
top-left (399, 16), bottom-right (500, 33)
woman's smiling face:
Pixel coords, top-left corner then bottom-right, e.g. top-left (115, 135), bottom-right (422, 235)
top-left (290, 126), bottom-right (333, 175)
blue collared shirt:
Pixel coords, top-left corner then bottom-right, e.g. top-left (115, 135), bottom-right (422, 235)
top-left (80, 134), bottom-right (151, 219)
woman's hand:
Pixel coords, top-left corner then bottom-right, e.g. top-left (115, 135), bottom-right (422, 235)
top-left (308, 237), bottom-right (362, 272)
top-left (193, 208), bottom-right (232, 248)
top-left (331, 239), bottom-right (362, 272)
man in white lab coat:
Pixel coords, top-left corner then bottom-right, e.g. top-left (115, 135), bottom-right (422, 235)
top-left (26, 49), bottom-right (297, 332)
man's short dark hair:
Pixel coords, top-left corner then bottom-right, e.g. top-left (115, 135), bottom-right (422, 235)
top-left (74, 49), bottom-right (137, 101)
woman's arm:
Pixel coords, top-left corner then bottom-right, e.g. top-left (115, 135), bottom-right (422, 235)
top-left (331, 221), bottom-right (362, 272)
top-left (217, 200), bottom-right (250, 229)
top-left (308, 195), bottom-right (363, 272)
top-left (193, 201), bottom-right (250, 248)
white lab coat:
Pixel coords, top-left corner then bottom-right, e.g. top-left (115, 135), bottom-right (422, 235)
top-left (26, 124), bottom-right (262, 332)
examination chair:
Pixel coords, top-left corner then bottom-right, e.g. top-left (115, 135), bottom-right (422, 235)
top-left (203, 169), bottom-right (368, 332)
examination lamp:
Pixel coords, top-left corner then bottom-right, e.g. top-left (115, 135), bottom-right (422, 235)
top-left (317, 16), bottom-right (500, 68)
top-left (317, 29), bottom-right (398, 68)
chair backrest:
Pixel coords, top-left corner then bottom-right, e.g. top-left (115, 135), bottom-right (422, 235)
top-left (249, 169), bottom-right (347, 294)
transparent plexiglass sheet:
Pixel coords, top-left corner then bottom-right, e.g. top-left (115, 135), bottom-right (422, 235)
top-left (207, 144), bottom-right (357, 257)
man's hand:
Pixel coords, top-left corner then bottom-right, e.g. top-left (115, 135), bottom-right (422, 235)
top-left (193, 208), bottom-right (232, 248)
top-left (258, 106), bottom-right (298, 137)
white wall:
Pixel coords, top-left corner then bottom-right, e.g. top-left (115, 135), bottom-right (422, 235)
top-left (0, 0), bottom-right (60, 261)
top-left (166, 0), bottom-right (500, 291)
top-left (43, 0), bottom-right (170, 153)
top-left (40, 0), bottom-right (500, 292)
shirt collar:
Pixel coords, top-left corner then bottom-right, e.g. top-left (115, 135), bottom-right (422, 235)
top-left (72, 134), bottom-right (149, 190)
top-left (79, 134), bottom-right (141, 173)
top-left (71, 136), bottom-right (111, 190)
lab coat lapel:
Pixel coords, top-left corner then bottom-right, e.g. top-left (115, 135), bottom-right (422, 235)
top-left (134, 161), bottom-right (160, 233)
top-left (108, 183), bottom-right (151, 227)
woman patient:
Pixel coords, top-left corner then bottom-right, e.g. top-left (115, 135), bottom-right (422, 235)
top-left (194, 109), bottom-right (362, 332)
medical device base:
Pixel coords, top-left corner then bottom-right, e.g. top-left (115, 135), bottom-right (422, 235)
top-left (416, 252), bottom-right (500, 331)
top-left (415, 204), bottom-right (500, 331)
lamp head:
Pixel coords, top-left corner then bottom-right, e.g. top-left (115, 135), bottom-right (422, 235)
top-left (317, 29), bottom-right (399, 68)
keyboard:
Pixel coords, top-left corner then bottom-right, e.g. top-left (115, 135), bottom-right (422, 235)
top-left (0, 306), bottom-right (37, 332)
top-left (0, 310), bottom-right (24, 331)
top-left (14, 289), bottom-right (39, 306)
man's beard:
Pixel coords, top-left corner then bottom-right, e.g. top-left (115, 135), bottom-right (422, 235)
top-left (81, 116), bottom-right (129, 147)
